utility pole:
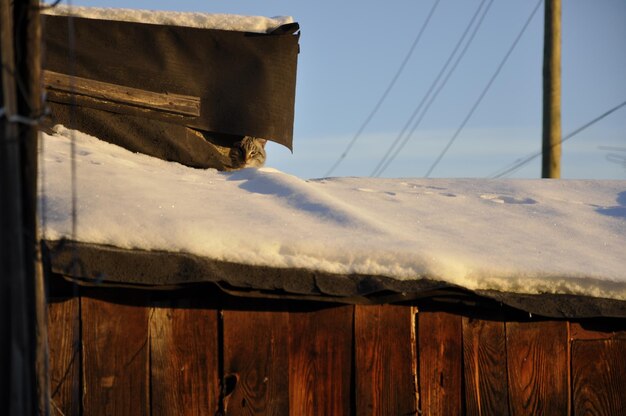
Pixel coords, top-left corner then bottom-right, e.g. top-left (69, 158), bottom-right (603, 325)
top-left (542, 0), bottom-right (561, 178)
top-left (0, 0), bottom-right (46, 414)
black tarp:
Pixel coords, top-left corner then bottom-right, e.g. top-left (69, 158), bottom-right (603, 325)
top-left (44, 240), bottom-right (626, 319)
top-left (42, 15), bottom-right (299, 168)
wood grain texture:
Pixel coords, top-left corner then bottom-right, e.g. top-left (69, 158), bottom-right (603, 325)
top-left (289, 305), bottom-right (353, 416)
top-left (150, 302), bottom-right (220, 416)
top-left (48, 298), bottom-right (81, 416)
top-left (44, 70), bottom-right (201, 116)
top-left (570, 321), bottom-right (626, 341)
top-left (506, 321), bottom-right (569, 416)
top-left (463, 317), bottom-right (508, 416)
top-left (418, 310), bottom-right (463, 416)
top-left (572, 339), bottom-right (626, 416)
top-left (354, 304), bottom-right (418, 416)
top-left (223, 310), bottom-right (289, 415)
top-left (82, 296), bottom-right (150, 416)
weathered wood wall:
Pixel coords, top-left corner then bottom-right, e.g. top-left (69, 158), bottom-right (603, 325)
top-left (47, 286), bottom-right (626, 416)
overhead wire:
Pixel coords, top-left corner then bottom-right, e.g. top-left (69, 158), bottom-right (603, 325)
top-left (488, 99), bottom-right (626, 178)
top-left (424, 0), bottom-right (543, 178)
top-left (322, 0), bottom-right (441, 177)
top-left (372, 0), bottom-right (493, 177)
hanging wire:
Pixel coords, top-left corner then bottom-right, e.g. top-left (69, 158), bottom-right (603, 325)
top-left (322, 0), bottom-right (441, 177)
top-left (488, 99), bottom-right (626, 178)
top-left (38, 0), bottom-right (64, 10)
top-left (372, 0), bottom-right (493, 177)
top-left (424, 0), bottom-right (543, 178)
top-left (599, 145), bottom-right (626, 171)
top-left (64, 0), bottom-right (79, 260)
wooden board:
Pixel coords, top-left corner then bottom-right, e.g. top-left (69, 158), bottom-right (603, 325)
top-left (572, 339), bottom-right (626, 416)
top-left (505, 321), bottom-right (569, 416)
top-left (81, 296), bottom-right (150, 416)
top-left (44, 70), bottom-right (201, 117)
top-left (354, 304), bottom-right (418, 415)
top-left (150, 301), bottom-right (220, 416)
top-left (462, 317), bottom-right (508, 416)
top-left (570, 321), bottom-right (626, 341)
top-left (289, 305), bottom-right (353, 416)
top-left (418, 310), bottom-right (463, 416)
top-left (223, 310), bottom-right (290, 415)
top-left (48, 298), bottom-right (81, 416)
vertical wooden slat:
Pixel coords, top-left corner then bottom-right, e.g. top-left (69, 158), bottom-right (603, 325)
top-left (572, 339), bottom-right (626, 416)
top-left (223, 310), bottom-right (289, 415)
top-left (506, 321), bottom-right (569, 415)
top-left (462, 317), bottom-right (508, 416)
top-left (289, 305), bottom-right (353, 416)
top-left (48, 298), bottom-right (81, 416)
top-left (570, 321), bottom-right (626, 341)
top-left (354, 304), bottom-right (418, 415)
top-left (82, 296), bottom-right (150, 416)
top-left (418, 310), bottom-right (463, 416)
top-left (150, 302), bottom-right (220, 416)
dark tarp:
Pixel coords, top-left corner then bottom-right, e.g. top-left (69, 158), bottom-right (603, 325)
top-left (43, 240), bottom-right (626, 319)
top-left (41, 15), bottom-right (299, 168)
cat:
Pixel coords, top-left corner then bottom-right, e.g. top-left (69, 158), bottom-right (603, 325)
top-left (230, 136), bottom-right (267, 169)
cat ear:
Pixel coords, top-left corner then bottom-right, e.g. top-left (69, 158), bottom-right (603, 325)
top-left (258, 138), bottom-right (267, 148)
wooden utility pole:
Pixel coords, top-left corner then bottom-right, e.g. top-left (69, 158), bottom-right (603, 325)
top-left (542, 0), bottom-right (561, 178)
top-left (0, 0), bottom-right (45, 414)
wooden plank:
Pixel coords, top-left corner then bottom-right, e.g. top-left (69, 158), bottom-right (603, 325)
top-left (462, 317), bottom-right (508, 416)
top-left (44, 70), bottom-right (201, 117)
top-left (572, 339), bottom-right (626, 416)
top-left (418, 310), bottom-right (463, 416)
top-left (354, 304), bottom-right (418, 415)
top-left (505, 321), bottom-right (569, 415)
top-left (570, 321), bottom-right (626, 341)
top-left (150, 302), bottom-right (220, 416)
top-left (289, 305), bottom-right (353, 416)
top-left (223, 310), bottom-right (290, 415)
top-left (82, 296), bottom-right (150, 416)
top-left (48, 298), bottom-right (81, 416)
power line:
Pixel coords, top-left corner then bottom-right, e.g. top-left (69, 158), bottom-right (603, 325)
top-left (488, 99), bottom-right (626, 178)
top-left (372, 0), bottom-right (493, 177)
top-left (424, 0), bottom-right (543, 178)
top-left (323, 0), bottom-right (441, 177)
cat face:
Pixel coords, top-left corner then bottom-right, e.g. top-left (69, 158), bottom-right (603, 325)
top-left (231, 136), bottom-right (267, 169)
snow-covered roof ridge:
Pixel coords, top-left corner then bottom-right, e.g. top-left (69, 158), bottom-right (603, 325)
top-left (40, 126), bottom-right (626, 301)
top-left (42, 5), bottom-right (294, 34)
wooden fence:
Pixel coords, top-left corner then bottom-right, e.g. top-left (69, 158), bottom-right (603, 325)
top-left (48, 284), bottom-right (626, 415)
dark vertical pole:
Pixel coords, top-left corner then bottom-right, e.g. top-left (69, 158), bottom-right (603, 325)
top-left (542, 0), bottom-right (562, 178)
top-left (0, 0), bottom-right (44, 414)
top-left (18, 2), bottom-right (48, 414)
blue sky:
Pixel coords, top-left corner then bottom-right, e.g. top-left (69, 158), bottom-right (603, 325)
top-left (65, 0), bottom-right (625, 179)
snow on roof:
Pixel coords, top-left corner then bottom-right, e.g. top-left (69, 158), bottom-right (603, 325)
top-left (42, 5), bottom-right (294, 34)
top-left (40, 126), bottom-right (626, 301)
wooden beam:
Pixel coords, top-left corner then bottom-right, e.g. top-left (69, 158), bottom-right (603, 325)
top-left (44, 70), bottom-right (201, 117)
